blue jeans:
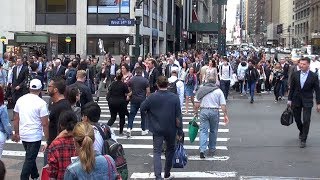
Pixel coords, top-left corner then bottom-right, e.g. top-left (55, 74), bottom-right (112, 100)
top-left (153, 134), bottom-right (175, 179)
top-left (248, 81), bottom-right (256, 100)
top-left (21, 141), bottom-right (41, 180)
top-left (220, 80), bottom-right (230, 100)
top-left (128, 102), bottom-right (146, 130)
top-left (199, 109), bottom-right (219, 153)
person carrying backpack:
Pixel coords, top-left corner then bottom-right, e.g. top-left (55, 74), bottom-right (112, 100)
top-left (81, 102), bottom-right (128, 180)
top-left (168, 70), bottom-right (184, 111)
top-left (65, 61), bottom-right (77, 85)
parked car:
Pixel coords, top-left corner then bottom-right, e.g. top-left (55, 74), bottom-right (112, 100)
top-left (270, 48), bottom-right (276, 54)
top-left (283, 48), bottom-right (291, 54)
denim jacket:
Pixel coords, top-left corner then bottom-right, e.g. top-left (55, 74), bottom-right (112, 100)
top-left (0, 105), bottom-right (12, 139)
top-left (64, 152), bottom-right (117, 180)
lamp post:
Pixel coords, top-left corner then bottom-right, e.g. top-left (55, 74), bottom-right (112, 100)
top-left (65, 36), bottom-right (71, 54)
top-left (0, 36), bottom-right (6, 58)
top-left (134, 0), bottom-right (144, 63)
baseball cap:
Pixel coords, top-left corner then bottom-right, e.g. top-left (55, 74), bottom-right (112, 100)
top-left (30, 79), bottom-right (42, 90)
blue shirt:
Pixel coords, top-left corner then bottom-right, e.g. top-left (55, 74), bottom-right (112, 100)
top-left (300, 70), bottom-right (309, 89)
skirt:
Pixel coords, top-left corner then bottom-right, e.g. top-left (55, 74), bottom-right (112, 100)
top-left (185, 85), bottom-right (195, 97)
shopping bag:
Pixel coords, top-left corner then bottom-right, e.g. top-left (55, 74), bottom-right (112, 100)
top-left (41, 167), bottom-right (49, 180)
top-left (281, 107), bottom-right (294, 126)
top-left (188, 117), bottom-right (199, 143)
top-left (172, 142), bottom-right (188, 168)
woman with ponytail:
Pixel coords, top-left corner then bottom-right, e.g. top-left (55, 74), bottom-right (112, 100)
top-left (64, 122), bottom-right (117, 180)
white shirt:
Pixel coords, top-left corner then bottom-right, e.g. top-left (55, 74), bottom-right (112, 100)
top-left (310, 60), bottom-right (320, 73)
top-left (197, 89), bottom-right (226, 108)
top-left (219, 65), bottom-right (232, 80)
top-left (14, 94), bottom-right (49, 142)
top-left (110, 64), bottom-right (116, 75)
top-left (168, 76), bottom-right (184, 111)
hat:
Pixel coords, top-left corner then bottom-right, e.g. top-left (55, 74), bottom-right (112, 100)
top-left (30, 79), bottom-right (42, 90)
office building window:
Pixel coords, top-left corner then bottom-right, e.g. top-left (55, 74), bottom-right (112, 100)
top-left (87, 0), bottom-right (130, 25)
top-left (152, 0), bottom-right (157, 29)
top-left (36, 0), bottom-right (76, 25)
top-left (168, 0), bottom-right (172, 24)
top-left (159, 0), bottom-right (163, 31)
top-left (143, 0), bottom-right (150, 27)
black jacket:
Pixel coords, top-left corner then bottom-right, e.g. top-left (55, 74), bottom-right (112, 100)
top-left (12, 65), bottom-right (29, 90)
top-left (245, 67), bottom-right (259, 83)
top-left (288, 70), bottom-right (320, 107)
top-left (148, 68), bottom-right (160, 93)
top-left (72, 81), bottom-right (93, 108)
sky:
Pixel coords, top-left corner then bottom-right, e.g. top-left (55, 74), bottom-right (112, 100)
top-left (226, 0), bottom-right (240, 42)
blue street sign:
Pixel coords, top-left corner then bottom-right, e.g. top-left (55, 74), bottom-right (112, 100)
top-left (109, 17), bottom-right (135, 26)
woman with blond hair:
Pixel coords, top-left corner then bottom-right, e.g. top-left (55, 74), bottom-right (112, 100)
top-left (64, 122), bottom-right (117, 180)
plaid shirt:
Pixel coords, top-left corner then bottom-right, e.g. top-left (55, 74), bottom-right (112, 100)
top-left (48, 136), bottom-right (76, 180)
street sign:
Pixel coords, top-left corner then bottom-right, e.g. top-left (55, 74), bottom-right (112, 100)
top-left (109, 17), bottom-right (135, 26)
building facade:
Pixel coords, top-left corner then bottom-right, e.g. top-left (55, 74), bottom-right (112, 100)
top-left (279, 0), bottom-right (294, 47)
top-left (309, 0), bottom-right (320, 36)
top-left (0, 0), bottom-right (190, 59)
top-left (294, 0), bottom-right (311, 46)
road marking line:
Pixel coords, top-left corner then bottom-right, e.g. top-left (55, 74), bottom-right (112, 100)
top-left (147, 154), bottom-right (230, 161)
top-left (240, 176), bottom-right (320, 180)
top-left (122, 144), bottom-right (227, 150)
top-left (100, 109), bottom-right (224, 115)
top-left (117, 136), bottom-right (229, 142)
top-left (5, 139), bottom-right (47, 145)
top-left (2, 150), bottom-right (44, 158)
top-left (101, 114), bottom-right (224, 120)
top-left (130, 171), bottom-right (237, 179)
top-left (111, 127), bottom-right (229, 133)
top-left (98, 120), bottom-right (226, 126)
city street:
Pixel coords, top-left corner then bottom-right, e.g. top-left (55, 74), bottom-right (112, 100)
top-left (2, 92), bottom-right (320, 179)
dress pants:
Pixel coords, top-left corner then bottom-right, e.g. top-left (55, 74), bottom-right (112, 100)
top-left (292, 106), bottom-right (312, 142)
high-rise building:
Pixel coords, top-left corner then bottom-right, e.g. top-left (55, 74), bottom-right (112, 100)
top-left (246, 0), bottom-right (266, 45)
top-left (293, 0), bottom-right (311, 46)
top-left (279, 0), bottom-right (294, 48)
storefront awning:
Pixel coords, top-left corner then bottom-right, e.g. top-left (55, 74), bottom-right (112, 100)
top-left (9, 31), bottom-right (54, 43)
top-left (188, 22), bottom-right (219, 33)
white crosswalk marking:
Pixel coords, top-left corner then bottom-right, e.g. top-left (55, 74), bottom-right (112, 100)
top-left (2, 99), bottom-right (234, 179)
top-left (95, 101), bottom-right (235, 179)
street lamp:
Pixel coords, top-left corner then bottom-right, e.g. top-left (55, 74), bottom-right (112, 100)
top-left (65, 36), bottom-right (71, 54)
top-left (0, 36), bottom-right (6, 58)
top-left (134, 0), bottom-right (144, 63)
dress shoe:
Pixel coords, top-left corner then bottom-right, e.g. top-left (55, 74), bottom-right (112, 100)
top-left (299, 133), bottom-right (302, 140)
top-left (300, 141), bottom-right (306, 148)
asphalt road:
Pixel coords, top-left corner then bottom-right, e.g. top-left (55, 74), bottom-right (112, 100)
top-left (3, 91), bottom-right (320, 179)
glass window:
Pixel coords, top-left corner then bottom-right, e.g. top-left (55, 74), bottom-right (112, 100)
top-left (168, 0), bottom-right (172, 24)
top-left (143, 15), bottom-right (149, 27)
top-left (36, 0), bottom-right (46, 13)
top-left (47, 0), bottom-right (67, 13)
top-left (68, 0), bottom-right (76, 13)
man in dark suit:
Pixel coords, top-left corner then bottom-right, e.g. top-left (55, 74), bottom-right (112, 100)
top-left (288, 57), bottom-right (320, 148)
top-left (165, 57), bottom-right (178, 78)
top-left (193, 57), bottom-right (202, 85)
top-left (53, 59), bottom-right (67, 78)
top-left (109, 57), bottom-right (119, 82)
top-left (147, 59), bottom-right (160, 93)
top-left (12, 57), bottom-right (29, 105)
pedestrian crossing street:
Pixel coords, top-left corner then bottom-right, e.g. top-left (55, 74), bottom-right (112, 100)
top-left (1, 99), bottom-right (237, 179)
top-left (97, 100), bottom-right (237, 179)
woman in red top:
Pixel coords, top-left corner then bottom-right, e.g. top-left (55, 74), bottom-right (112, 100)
top-left (47, 110), bottom-right (78, 180)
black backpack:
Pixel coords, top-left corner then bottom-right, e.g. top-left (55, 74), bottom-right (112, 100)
top-left (94, 124), bottom-right (128, 180)
top-left (167, 79), bottom-right (179, 94)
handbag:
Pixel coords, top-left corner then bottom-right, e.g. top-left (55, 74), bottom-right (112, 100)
top-left (281, 107), bottom-right (294, 126)
top-left (40, 167), bottom-right (49, 180)
top-left (188, 117), bottom-right (199, 143)
top-left (104, 155), bottom-right (122, 180)
top-left (172, 141), bottom-right (188, 168)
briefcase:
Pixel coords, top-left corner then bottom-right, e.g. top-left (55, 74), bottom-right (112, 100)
top-left (281, 107), bottom-right (294, 126)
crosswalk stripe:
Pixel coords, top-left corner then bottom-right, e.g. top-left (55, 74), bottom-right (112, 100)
top-left (111, 127), bottom-right (229, 133)
top-left (122, 144), bottom-right (228, 150)
top-left (117, 136), bottom-right (230, 142)
top-left (6, 139), bottom-right (47, 145)
top-left (100, 109), bottom-right (224, 116)
top-left (101, 114), bottom-right (225, 120)
top-left (130, 171), bottom-right (237, 179)
top-left (147, 154), bottom-right (230, 161)
top-left (98, 120), bottom-right (227, 126)
top-left (2, 150), bottom-right (44, 158)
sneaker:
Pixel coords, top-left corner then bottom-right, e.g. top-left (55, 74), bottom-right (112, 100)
top-left (141, 130), bottom-right (149, 136)
top-left (200, 152), bottom-right (205, 159)
top-left (126, 128), bottom-right (131, 137)
top-left (164, 173), bottom-right (174, 180)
